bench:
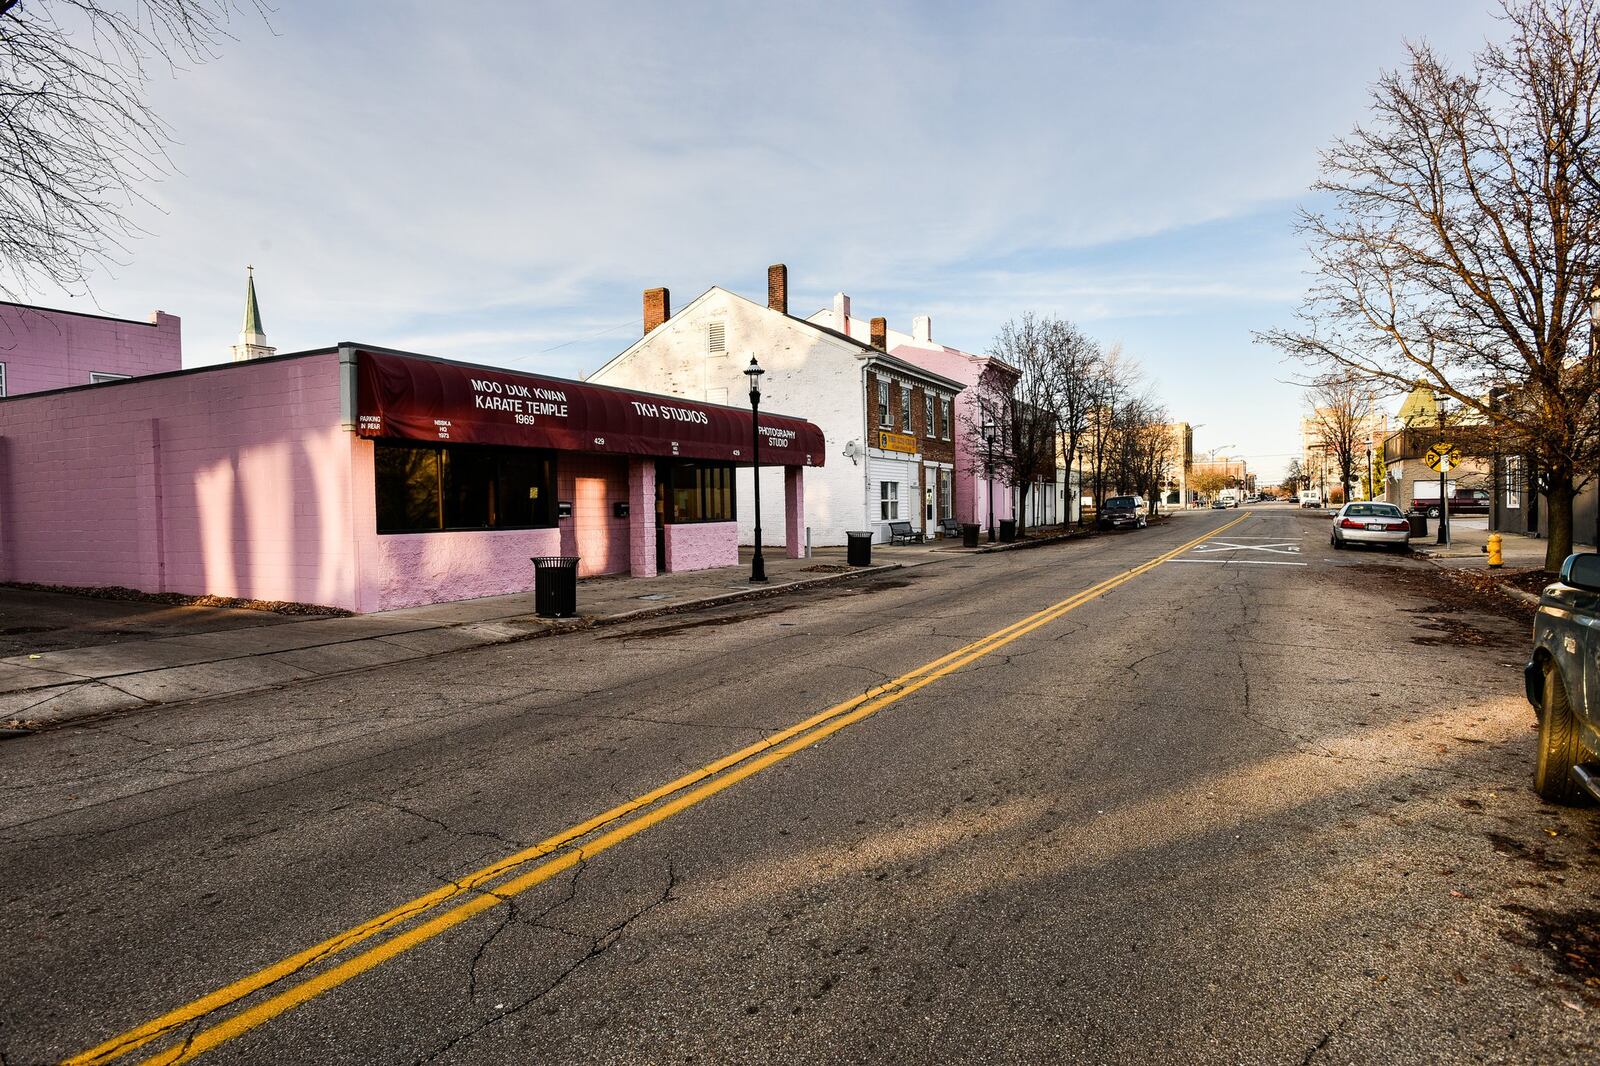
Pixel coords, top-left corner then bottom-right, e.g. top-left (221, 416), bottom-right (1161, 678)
top-left (938, 517), bottom-right (959, 539)
top-left (888, 520), bottom-right (924, 544)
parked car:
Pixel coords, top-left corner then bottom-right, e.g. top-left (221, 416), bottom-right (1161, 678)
top-left (1411, 487), bottom-right (1490, 518)
top-left (1210, 498), bottom-right (1229, 510)
top-left (1099, 495), bottom-right (1148, 530)
top-left (1329, 501), bottom-right (1412, 552)
top-left (1525, 553), bottom-right (1600, 803)
top-left (1297, 490), bottom-right (1324, 509)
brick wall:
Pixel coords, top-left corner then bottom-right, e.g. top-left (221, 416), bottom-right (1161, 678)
top-left (0, 304), bottom-right (182, 396)
top-left (0, 353), bottom-right (357, 607)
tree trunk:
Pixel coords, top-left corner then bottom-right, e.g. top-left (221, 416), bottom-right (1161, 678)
top-left (1545, 469), bottom-right (1577, 572)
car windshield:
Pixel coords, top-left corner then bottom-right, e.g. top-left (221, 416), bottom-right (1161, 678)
top-left (1106, 496), bottom-right (1136, 509)
top-left (1345, 504), bottom-right (1402, 517)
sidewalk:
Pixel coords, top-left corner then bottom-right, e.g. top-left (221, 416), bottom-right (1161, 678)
top-left (1411, 516), bottom-right (1595, 569)
top-left (0, 546), bottom-right (941, 733)
top-left (0, 519), bottom-right (1130, 734)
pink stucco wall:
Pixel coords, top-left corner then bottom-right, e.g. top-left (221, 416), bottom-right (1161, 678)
top-left (664, 522), bottom-right (738, 571)
top-left (0, 352), bottom-right (358, 607)
top-left (0, 303), bottom-right (182, 396)
top-left (0, 349), bottom-right (740, 614)
top-left (346, 437), bottom-right (564, 612)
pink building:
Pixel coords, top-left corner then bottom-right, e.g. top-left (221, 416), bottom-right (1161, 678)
top-left (0, 345), bottom-right (821, 613)
top-left (0, 301), bottom-right (182, 397)
top-left (806, 306), bottom-right (1045, 529)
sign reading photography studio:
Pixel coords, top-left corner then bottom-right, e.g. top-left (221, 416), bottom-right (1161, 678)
top-left (356, 349), bottom-right (825, 467)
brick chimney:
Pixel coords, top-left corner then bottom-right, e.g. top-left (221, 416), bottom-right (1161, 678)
top-left (833, 292), bottom-right (851, 333)
top-left (767, 264), bottom-right (788, 314)
top-left (870, 316), bottom-right (887, 351)
top-left (912, 315), bottom-right (932, 344)
top-left (643, 287), bottom-right (670, 334)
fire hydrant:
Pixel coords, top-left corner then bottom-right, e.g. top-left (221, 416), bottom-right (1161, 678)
top-left (1488, 532), bottom-right (1504, 569)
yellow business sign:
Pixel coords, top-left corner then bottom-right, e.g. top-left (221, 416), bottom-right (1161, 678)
top-left (877, 430), bottom-right (917, 454)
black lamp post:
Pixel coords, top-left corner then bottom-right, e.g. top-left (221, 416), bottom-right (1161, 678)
top-left (983, 414), bottom-right (996, 542)
top-left (746, 355), bottom-right (768, 583)
top-left (1591, 284), bottom-right (1599, 551)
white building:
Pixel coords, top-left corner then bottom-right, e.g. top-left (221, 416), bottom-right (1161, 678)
top-left (808, 306), bottom-right (1061, 530)
top-left (590, 265), bottom-right (964, 547)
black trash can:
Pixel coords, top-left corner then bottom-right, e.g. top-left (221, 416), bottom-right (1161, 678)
top-left (531, 555), bottom-right (580, 618)
top-left (961, 523), bottom-right (980, 548)
top-left (1406, 511), bottom-right (1428, 538)
top-left (999, 518), bottom-right (1017, 543)
top-left (846, 531), bottom-right (873, 567)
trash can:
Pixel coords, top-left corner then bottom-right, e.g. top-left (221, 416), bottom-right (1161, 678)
top-left (1406, 511), bottom-right (1428, 538)
top-left (846, 531), bottom-right (874, 567)
top-left (999, 518), bottom-right (1017, 543)
top-left (531, 555), bottom-right (580, 618)
top-left (962, 523), bottom-right (980, 548)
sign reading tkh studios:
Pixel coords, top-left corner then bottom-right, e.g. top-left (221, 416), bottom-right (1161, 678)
top-left (355, 349), bottom-right (825, 467)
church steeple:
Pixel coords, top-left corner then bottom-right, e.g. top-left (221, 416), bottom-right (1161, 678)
top-left (230, 265), bottom-right (276, 362)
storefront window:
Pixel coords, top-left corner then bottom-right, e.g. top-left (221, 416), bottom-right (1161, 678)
top-left (880, 481), bottom-right (899, 520)
top-left (663, 461), bottom-right (736, 523)
top-left (376, 441), bottom-right (555, 533)
top-left (900, 385), bottom-right (912, 432)
top-left (939, 468), bottom-right (953, 518)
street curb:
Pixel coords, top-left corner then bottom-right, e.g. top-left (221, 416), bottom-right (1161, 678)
top-left (0, 563), bottom-right (907, 735)
top-left (1412, 552), bottom-right (1545, 610)
top-left (590, 563), bottom-right (904, 627)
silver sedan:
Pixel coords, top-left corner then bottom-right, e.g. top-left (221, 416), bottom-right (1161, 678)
top-left (1330, 502), bottom-right (1412, 551)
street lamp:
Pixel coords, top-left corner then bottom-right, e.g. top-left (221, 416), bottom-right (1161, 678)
top-left (1591, 284), bottom-right (1600, 550)
top-left (982, 414), bottom-right (997, 542)
top-left (745, 355), bottom-right (767, 583)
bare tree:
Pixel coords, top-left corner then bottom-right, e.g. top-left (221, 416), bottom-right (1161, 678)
top-left (1303, 377), bottom-right (1377, 505)
top-left (1258, 0), bottom-right (1600, 569)
top-left (1085, 345), bottom-right (1137, 513)
top-left (0, 1), bottom-right (266, 297)
top-left (964, 314), bottom-right (1060, 535)
top-left (1044, 316), bottom-right (1101, 526)
top-left (1281, 458), bottom-right (1307, 496)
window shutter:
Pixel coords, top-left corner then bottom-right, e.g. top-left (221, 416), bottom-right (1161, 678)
top-left (707, 321), bottom-right (726, 354)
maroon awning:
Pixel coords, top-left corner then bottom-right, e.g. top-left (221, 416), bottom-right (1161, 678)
top-left (355, 349), bottom-right (825, 467)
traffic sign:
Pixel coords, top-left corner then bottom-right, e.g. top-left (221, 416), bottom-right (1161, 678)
top-left (1424, 441), bottom-right (1462, 472)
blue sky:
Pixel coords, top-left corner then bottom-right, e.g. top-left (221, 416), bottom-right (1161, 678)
top-left (27, 0), bottom-right (1504, 479)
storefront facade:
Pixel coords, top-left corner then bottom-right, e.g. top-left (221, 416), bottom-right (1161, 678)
top-left (0, 345), bottom-right (823, 613)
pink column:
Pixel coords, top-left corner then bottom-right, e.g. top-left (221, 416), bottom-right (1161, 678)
top-left (785, 467), bottom-right (805, 559)
top-left (628, 459), bottom-right (657, 577)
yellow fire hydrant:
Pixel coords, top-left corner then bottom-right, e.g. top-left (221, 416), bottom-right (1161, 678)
top-left (1488, 532), bottom-right (1504, 569)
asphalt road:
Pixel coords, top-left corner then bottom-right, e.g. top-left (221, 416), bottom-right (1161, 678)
top-left (3, 506), bottom-right (1598, 1064)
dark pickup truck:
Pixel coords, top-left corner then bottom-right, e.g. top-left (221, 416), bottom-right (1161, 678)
top-left (1526, 553), bottom-right (1600, 803)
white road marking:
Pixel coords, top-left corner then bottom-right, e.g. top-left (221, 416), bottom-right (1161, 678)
top-left (1191, 541), bottom-right (1302, 555)
top-left (1170, 558), bottom-right (1308, 567)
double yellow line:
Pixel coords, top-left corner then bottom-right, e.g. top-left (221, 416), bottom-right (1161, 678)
top-left (70, 514), bottom-right (1248, 1066)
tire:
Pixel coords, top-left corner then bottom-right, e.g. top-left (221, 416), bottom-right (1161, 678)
top-left (1426, 506), bottom-right (1441, 519)
top-left (1534, 660), bottom-right (1588, 804)
top-left (1331, 533), bottom-right (1344, 549)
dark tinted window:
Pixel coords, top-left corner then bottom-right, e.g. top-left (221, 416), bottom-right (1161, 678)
top-left (1106, 496), bottom-right (1136, 509)
top-left (376, 441), bottom-right (555, 533)
top-left (663, 461), bottom-right (736, 523)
